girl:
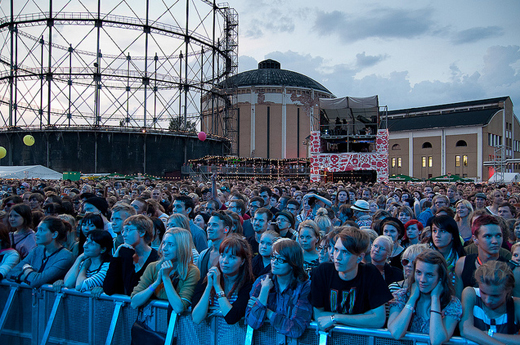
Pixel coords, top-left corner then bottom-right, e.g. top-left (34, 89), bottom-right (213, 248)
top-left (369, 235), bottom-right (403, 285)
top-left (246, 239), bottom-right (312, 339)
top-left (454, 200), bottom-right (474, 243)
top-left (8, 203), bottom-right (36, 259)
top-left (166, 213), bottom-right (200, 264)
top-left (103, 215), bottom-right (159, 296)
top-left (388, 249), bottom-right (462, 345)
top-left (429, 215), bottom-right (465, 283)
top-left (63, 230), bottom-right (112, 291)
top-left (252, 230), bottom-right (279, 278)
top-left (297, 220), bottom-right (320, 276)
top-left (78, 213), bottom-right (104, 255)
top-left (131, 228), bottom-right (200, 314)
top-left (460, 261), bottom-right (520, 343)
top-left (401, 220), bottom-right (424, 248)
top-left (192, 235), bottom-right (254, 324)
top-left (8, 216), bottom-right (74, 288)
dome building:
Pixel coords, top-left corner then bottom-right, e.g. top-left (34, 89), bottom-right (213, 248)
top-left (201, 59), bottom-right (334, 158)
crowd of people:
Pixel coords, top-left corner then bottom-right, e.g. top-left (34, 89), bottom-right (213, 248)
top-left (1, 176), bottom-right (520, 344)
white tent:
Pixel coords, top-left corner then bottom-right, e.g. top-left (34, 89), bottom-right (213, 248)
top-left (0, 165), bottom-right (62, 180)
top-left (487, 172), bottom-right (520, 183)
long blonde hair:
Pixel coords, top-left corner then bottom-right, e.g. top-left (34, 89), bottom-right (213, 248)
top-left (160, 227), bottom-right (194, 280)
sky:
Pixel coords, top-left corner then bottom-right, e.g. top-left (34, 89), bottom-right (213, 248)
top-left (232, 0), bottom-right (520, 114)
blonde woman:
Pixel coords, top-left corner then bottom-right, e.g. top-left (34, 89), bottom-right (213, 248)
top-left (297, 220), bottom-right (320, 276)
top-left (454, 200), bottom-right (473, 243)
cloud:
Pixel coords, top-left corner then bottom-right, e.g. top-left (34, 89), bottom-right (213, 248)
top-left (452, 26), bottom-right (504, 44)
top-left (313, 7), bottom-right (435, 43)
top-left (243, 8), bottom-right (295, 39)
top-left (355, 52), bottom-right (388, 68)
top-left (238, 56), bottom-right (258, 72)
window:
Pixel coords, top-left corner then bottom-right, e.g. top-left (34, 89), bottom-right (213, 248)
top-left (392, 158), bottom-right (396, 167)
top-left (392, 144), bottom-right (401, 150)
top-left (422, 156), bottom-right (426, 168)
top-left (463, 155), bottom-right (468, 166)
top-left (422, 142), bottom-right (432, 149)
top-left (455, 155), bottom-right (461, 167)
top-left (428, 156), bottom-right (433, 167)
top-left (398, 157), bottom-right (402, 167)
top-left (456, 140), bottom-right (467, 147)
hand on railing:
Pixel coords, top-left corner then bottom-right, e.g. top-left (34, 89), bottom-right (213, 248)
top-left (52, 279), bottom-right (64, 293)
top-left (90, 286), bottom-right (104, 299)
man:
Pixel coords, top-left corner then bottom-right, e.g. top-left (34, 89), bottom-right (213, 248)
top-left (454, 214), bottom-right (510, 298)
top-left (259, 186), bottom-right (279, 214)
top-left (248, 207), bottom-right (272, 256)
top-left (247, 197), bottom-right (264, 218)
top-left (171, 195), bottom-right (208, 253)
top-left (311, 227), bottom-right (393, 330)
top-left (473, 192), bottom-right (487, 211)
top-left (498, 202), bottom-right (516, 219)
top-left (417, 195), bottom-right (449, 227)
top-left (351, 200), bottom-right (372, 228)
top-left (275, 210), bottom-right (298, 240)
top-left (197, 211), bottom-right (231, 278)
top-left (447, 185), bottom-right (459, 208)
top-left (286, 199), bottom-right (301, 230)
top-left (110, 202), bottom-right (136, 250)
top-left (130, 197), bottom-right (148, 215)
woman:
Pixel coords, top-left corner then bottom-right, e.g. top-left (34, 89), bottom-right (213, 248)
top-left (63, 230), bottom-right (112, 291)
top-left (193, 213), bottom-right (210, 232)
top-left (388, 244), bottom-right (428, 294)
top-left (369, 235), bottom-right (403, 285)
top-left (297, 220), bottom-right (320, 276)
top-left (252, 230), bottom-right (279, 278)
top-left (7, 216), bottom-right (74, 288)
top-left (429, 215), bottom-right (465, 283)
top-left (131, 228), bottom-right (200, 314)
top-left (388, 249), bottom-right (462, 344)
top-left (192, 235), bottom-right (254, 324)
top-left (166, 213), bottom-right (200, 263)
top-left (397, 206), bottom-right (414, 227)
top-left (78, 213), bottom-right (104, 255)
top-left (454, 200), bottom-right (474, 243)
top-left (486, 191), bottom-right (503, 216)
top-left (8, 203), bottom-right (36, 259)
top-left (314, 208), bottom-right (332, 234)
top-left (381, 217), bottom-right (406, 270)
top-left (0, 223), bottom-right (20, 281)
top-left (401, 220), bottom-right (424, 248)
top-left (150, 217), bottom-right (166, 250)
top-left (246, 239), bottom-right (312, 339)
top-left (103, 215), bottom-right (159, 296)
top-left (332, 189), bottom-right (349, 214)
top-left (460, 261), bottom-right (520, 343)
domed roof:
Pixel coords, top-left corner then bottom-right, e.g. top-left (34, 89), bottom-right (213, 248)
top-left (220, 59), bottom-right (332, 94)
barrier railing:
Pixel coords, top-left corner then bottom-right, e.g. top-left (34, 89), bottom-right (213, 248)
top-left (0, 281), bottom-right (475, 345)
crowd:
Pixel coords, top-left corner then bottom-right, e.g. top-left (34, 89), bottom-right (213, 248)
top-left (1, 176), bottom-right (520, 344)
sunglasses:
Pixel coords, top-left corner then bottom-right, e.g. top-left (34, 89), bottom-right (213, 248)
top-left (401, 258), bottom-right (412, 266)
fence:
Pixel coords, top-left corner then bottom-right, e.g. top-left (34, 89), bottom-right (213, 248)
top-left (0, 281), bottom-right (475, 345)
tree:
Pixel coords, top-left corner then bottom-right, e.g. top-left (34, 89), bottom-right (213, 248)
top-left (169, 115), bottom-right (197, 133)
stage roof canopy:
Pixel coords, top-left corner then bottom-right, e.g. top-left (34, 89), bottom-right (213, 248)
top-left (319, 96), bottom-right (379, 131)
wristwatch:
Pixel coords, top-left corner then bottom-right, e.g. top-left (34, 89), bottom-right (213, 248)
top-left (488, 329), bottom-right (495, 337)
top-left (330, 314), bottom-right (336, 324)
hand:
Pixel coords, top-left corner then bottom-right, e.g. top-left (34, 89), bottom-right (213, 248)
top-left (82, 258), bottom-right (92, 270)
top-left (316, 315), bottom-right (335, 331)
top-left (77, 253), bottom-right (87, 262)
top-left (161, 260), bottom-right (174, 277)
top-left (208, 267), bottom-right (221, 289)
top-left (247, 297), bottom-right (258, 308)
top-left (90, 286), bottom-right (104, 299)
top-left (409, 282), bottom-right (421, 301)
top-left (260, 275), bottom-right (273, 291)
top-left (114, 243), bottom-right (134, 257)
top-left (52, 279), bottom-right (64, 293)
top-left (431, 280), bottom-right (443, 299)
top-left (206, 269), bottom-right (215, 288)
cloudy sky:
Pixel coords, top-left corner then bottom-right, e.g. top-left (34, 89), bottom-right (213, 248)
top-left (233, 0), bottom-right (520, 113)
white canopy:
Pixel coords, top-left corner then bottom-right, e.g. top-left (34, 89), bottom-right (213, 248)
top-left (319, 95), bottom-right (379, 134)
top-left (487, 172), bottom-right (520, 184)
top-left (0, 165), bottom-right (63, 180)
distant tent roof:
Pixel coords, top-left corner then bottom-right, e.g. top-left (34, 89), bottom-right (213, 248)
top-left (319, 96), bottom-right (379, 127)
top-left (0, 165), bottom-right (62, 180)
top-left (488, 173), bottom-right (520, 183)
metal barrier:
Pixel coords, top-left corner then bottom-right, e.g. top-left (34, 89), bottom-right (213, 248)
top-left (0, 281), bottom-right (475, 345)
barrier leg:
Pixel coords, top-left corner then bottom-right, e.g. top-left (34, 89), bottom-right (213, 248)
top-left (164, 312), bottom-right (177, 345)
top-left (318, 330), bottom-right (328, 345)
top-left (39, 292), bottom-right (64, 345)
top-left (244, 325), bottom-right (254, 345)
top-left (104, 301), bottom-right (125, 345)
top-left (0, 285), bottom-right (19, 334)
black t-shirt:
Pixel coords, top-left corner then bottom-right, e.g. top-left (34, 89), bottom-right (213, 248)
top-left (311, 262), bottom-right (393, 314)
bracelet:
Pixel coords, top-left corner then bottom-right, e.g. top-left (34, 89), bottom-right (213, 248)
top-left (488, 329), bottom-right (495, 337)
top-left (216, 291), bottom-right (226, 298)
top-left (148, 285), bottom-right (156, 292)
top-left (404, 304), bottom-right (415, 313)
top-left (431, 310), bottom-right (442, 315)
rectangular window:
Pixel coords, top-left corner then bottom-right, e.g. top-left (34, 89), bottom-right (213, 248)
top-left (428, 156), bottom-right (433, 167)
top-left (398, 157), bottom-right (402, 167)
top-left (463, 155), bottom-right (468, 166)
top-left (455, 155), bottom-right (461, 167)
top-left (391, 158), bottom-right (396, 167)
top-left (489, 133), bottom-right (492, 146)
top-left (422, 156), bottom-right (426, 168)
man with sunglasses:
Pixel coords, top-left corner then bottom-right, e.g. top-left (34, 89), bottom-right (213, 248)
top-left (311, 227), bottom-right (393, 331)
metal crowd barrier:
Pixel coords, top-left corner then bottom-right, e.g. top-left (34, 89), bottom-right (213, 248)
top-left (0, 281), bottom-right (475, 345)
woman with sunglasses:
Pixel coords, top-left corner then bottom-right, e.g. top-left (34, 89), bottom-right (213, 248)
top-left (388, 244), bottom-right (428, 294)
top-left (192, 235), bottom-right (254, 324)
top-left (246, 238), bottom-right (312, 339)
top-left (131, 228), bottom-right (200, 313)
top-left (388, 249), bottom-right (462, 344)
